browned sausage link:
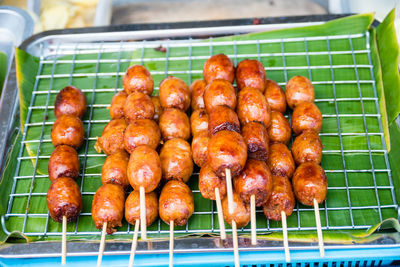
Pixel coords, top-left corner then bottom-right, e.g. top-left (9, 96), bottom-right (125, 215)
top-left (203, 54), bottom-right (235, 84)
top-left (125, 191), bottom-right (158, 226)
top-left (123, 92), bottom-right (155, 123)
top-left (91, 183), bottom-right (125, 234)
top-left (159, 108), bottom-right (190, 141)
top-left (241, 121), bottom-right (269, 161)
top-left (109, 91), bottom-right (128, 119)
top-left (263, 175), bottom-right (295, 221)
top-left (291, 130), bottom-right (323, 165)
top-left (285, 76), bottom-right (315, 109)
top-left (102, 150), bottom-right (130, 190)
top-left (123, 65), bottom-right (154, 95)
top-left (124, 119), bottom-right (161, 153)
top-left (264, 79), bottom-right (287, 113)
top-left (54, 86), bottom-right (87, 118)
top-left (207, 130), bottom-right (247, 178)
top-left (190, 109), bottom-right (209, 137)
top-left (267, 111), bottom-right (291, 145)
top-left (95, 118), bottom-right (127, 155)
top-left (233, 159), bottom-right (272, 206)
top-left (159, 76), bottom-right (191, 111)
top-left (199, 163), bottom-right (227, 200)
top-left (159, 180), bottom-right (194, 226)
top-left (267, 143), bottom-right (295, 178)
top-left (190, 79), bottom-right (207, 110)
top-left (151, 96), bottom-right (163, 123)
top-left (160, 138), bottom-right (193, 183)
top-left (236, 59), bottom-right (266, 93)
top-left (191, 131), bottom-right (209, 168)
top-left (222, 191), bottom-right (250, 227)
top-left (237, 87), bottom-right (271, 127)
top-left (47, 177), bottom-right (82, 223)
top-left (203, 79), bottom-right (237, 113)
top-left (51, 114), bottom-right (84, 149)
top-left (48, 145), bottom-right (80, 182)
top-left (291, 102), bottom-right (322, 135)
top-left (127, 145), bottom-right (161, 192)
top-left (292, 162), bottom-right (327, 206)
top-left (208, 105), bottom-right (240, 136)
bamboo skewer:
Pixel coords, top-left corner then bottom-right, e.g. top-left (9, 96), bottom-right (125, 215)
top-left (250, 195), bottom-right (256, 245)
top-left (169, 220), bottom-right (174, 267)
top-left (128, 219), bottom-right (140, 267)
top-left (281, 211), bottom-right (290, 262)
top-left (231, 220), bottom-right (240, 267)
top-left (61, 216), bottom-right (67, 265)
top-left (225, 168), bottom-right (234, 214)
top-left (97, 222), bottom-right (108, 267)
top-left (313, 198), bottom-right (325, 257)
top-left (214, 187), bottom-right (226, 240)
top-left (139, 186), bottom-right (147, 240)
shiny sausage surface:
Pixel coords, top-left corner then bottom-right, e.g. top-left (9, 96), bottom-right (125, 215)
top-left (191, 131), bottom-right (209, 168)
top-left (291, 130), bottom-right (323, 165)
top-left (208, 105), bottom-right (240, 136)
top-left (125, 191), bottom-right (158, 226)
top-left (95, 118), bottom-right (127, 155)
top-left (198, 163), bottom-right (227, 200)
top-left (236, 59), bottom-right (266, 93)
top-left (222, 191), bottom-right (250, 228)
top-left (102, 151), bottom-right (130, 190)
top-left (123, 65), bottom-right (154, 95)
top-left (267, 111), bottom-right (291, 144)
top-left (267, 143), bottom-right (295, 178)
top-left (48, 145), bottom-right (80, 182)
top-left (190, 79), bottom-right (207, 110)
top-left (109, 91), bottom-right (127, 119)
top-left (203, 54), bottom-right (235, 84)
top-left (151, 96), bottom-right (163, 123)
top-left (124, 119), bottom-right (161, 153)
top-left (159, 76), bottom-right (190, 111)
top-left (54, 86), bottom-right (87, 118)
top-left (263, 175), bottom-right (295, 221)
top-left (237, 87), bottom-right (271, 127)
top-left (285, 76), bottom-right (315, 109)
top-left (203, 79), bottom-right (237, 113)
top-left (242, 121), bottom-right (269, 161)
top-left (159, 108), bottom-right (190, 141)
top-left (264, 79), bottom-right (286, 113)
top-left (51, 115), bottom-right (84, 149)
top-left (123, 92), bottom-right (155, 123)
top-left (190, 109), bottom-right (209, 137)
top-left (291, 102), bottom-right (322, 135)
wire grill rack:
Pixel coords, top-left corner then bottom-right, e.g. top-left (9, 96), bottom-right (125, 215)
top-left (1, 29), bottom-right (398, 239)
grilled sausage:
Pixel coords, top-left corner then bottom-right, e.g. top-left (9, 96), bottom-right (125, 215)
top-left (292, 162), bottom-right (327, 206)
top-left (159, 108), bottom-right (190, 141)
top-left (102, 150), bottom-right (130, 190)
top-left (203, 79), bottom-right (237, 113)
top-left (236, 59), bottom-right (266, 93)
top-left (91, 183), bottom-right (125, 234)
top-left (159, 180), bottom-right (194, 226)
top-left (48, 145), bottom-right (80, 182)
top-left (51, 115), bottom-right (84, 149)
top-left (160, 138), bottom-right (193, 183)
top-left (95, 118), bottom-right (127, 155)
top-left (190, 109), bottom-right (209, 137)
top-left (291, 102), bottom-right (322, 135)
top-left (125, 191), bottom-right (158, 227)
top-left (124, 119), bottom-right (161, 153)
top-left (151, 96), bottom-right (163, 123)
top-left (54, 86), bottom-right (87, 118)
top-left (123, 92), bottom-right (155, 123)
top-left (222, 191), bottom-right (250, 227)
top-left (208, 105), bottom-right (240, 136)
top-left (285, 76), bottom-right (315, 109)
top-left (198, 163), bottom-right (227, 200)
top-left (203, 54), bottom-right (235, 84)
top-left (291, 130), bottom-right (323, 165)
top-left (207, 130), bottom-right (247, 178)
top-left (267, 111), bottom-right (291, 144)
top-left (191, 131), bottom-right (209, 167)
top-left (263, 175), bottom-right (295, 221)
top-left (47, 177), bottom-right (82, 223)
top-left (264, 79), bottom-right (286, 113)
top-left (267, 143), bottom-right (295, 178)
top-left (190, 79), bottom-right (207, 110)
top-left (109, 91), bottom-right (127, 119)
top-left (237, 87), bottom-right (271, 127)
top-left (159, 76), bottom-right (190, 111)
top-left (123, 65), bottom-right (154, 95)
top-left (127, 145), bottom-right (162, 192)
top-left (241, 121), bottom-right (269, 161)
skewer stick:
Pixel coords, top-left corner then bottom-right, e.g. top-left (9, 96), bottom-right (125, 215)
top-left (214, 187), bottom-right (226, 240)
top-left (61, 216), bottom-right (67, 265)
top-left (250, 195), bottom-right (256, 246)
top-left (281, 211), bottom-right (290, 262)
top-left (313, 198), bottom-right (325, 257)
top-left (169, 220), bottom-right (174, 267)
top-left (97, 222), bottom-right (107, 267)
top-left (231, 220), bottom-right (240, 267)
top-left (225, 168), bottom-right (234, 214)
top-left (128, 219), bottom-right (140, 267)
top-left (139, 186), bottom-right (147, 240)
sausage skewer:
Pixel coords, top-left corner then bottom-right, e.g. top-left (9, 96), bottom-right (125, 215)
top-left (62, 216), bottom-right (67, 265)
top-left (281, 211), bottom-right (290, 262)
top-left (97, 222), bottom-right (107, 267)
top-left (214, 188), bottom-right (226, 240)
top-left (128, 219), bottom-right (140, 267)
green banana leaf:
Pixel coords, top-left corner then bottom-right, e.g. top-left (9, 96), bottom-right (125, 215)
top-left (0, 11), bottom-right (400, 246)
top-left (0, 52), bottom-right (6, 92)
